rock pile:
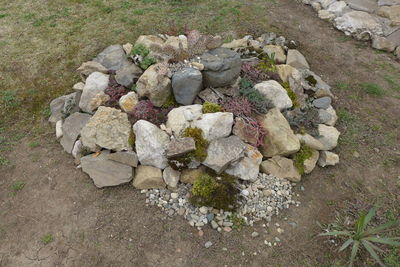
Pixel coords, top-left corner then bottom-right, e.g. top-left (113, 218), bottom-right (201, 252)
top-left (50, 30), bottom-right (341, 231)
top-left (302, 0), bottom-right (400, 58)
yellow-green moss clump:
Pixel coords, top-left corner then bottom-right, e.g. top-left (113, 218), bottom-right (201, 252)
top-left (202, 101), bottom-right (222, 113)
top-left (257, 55), bottom-right (277, 72)
top-left (162, 94), bottom-right (178, 108)
top-left (281, 82), bottom-right (299, 108)
top-left (293, 144), bottom-right (313, 175)
top-left (190, 172), bottom-right (239, 211)
top-left (305, 75), bottom-right (317, 86)
top-left (182, 127), bottom-right (208, 162)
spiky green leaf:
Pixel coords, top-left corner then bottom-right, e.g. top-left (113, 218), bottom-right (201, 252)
top-left (339, 239), bottom-right (353, 252)
top-left (363, 206), bottom-right (377, 231)
top-left (319, 231), bottom-right (352, 237)
top-left (349, 241), bottom-right (360, 266)
top-left (364, 237), bottom-right (400, 246)
top-left (364, 220), bottom-right (398, 236)
top-left (362, 240), bottom-right (385, 267)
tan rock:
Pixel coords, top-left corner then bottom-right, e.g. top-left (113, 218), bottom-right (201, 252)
top-left (372, 36), bottom-right (396, 52)
top-left (119, 92), bottom-right (139, 112)
top-left (276, 64), bottom-right (297, 83)
top-left (286, 49), bottom-right (310, 70)
top-left (133, 165), bottom-right (165, 189)
top-left (123, 43), bottom-right (133, 55)
top-left (135, 35), bottom-right (165, 50)
top-left (263, 45), bottom-right (287, 64)
top-left (221, 38), bottom-right (248, 49)
top-left (260, 108), bottom-right (300, 157)
top-left (73, 82), bottom-right (85, 91)
top-left (180, 166), bottom-right (206, 184)
top-left (260, 156), bottom-right (301, 182)
top-left (88, 92), bottom-right (110, 112)
top-left (296, 133), bottom-right (325, 150)
top-left (378, 5), bottom-right (400, 26)
top-left (318, 151), bottom-right (339, 167)
top-left (77, 61), bottom-right (108, 80)
top-left (317, 124), bottom-right (340, 150)
top-left (304, 150), bottom-right (319, 174)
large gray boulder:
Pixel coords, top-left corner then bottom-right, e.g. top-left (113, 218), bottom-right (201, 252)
top-left (48, 93), bottom-right (78, 123)
top-left (192, 112), bottom-right (234, 141)
top-left (334, 11), bottom-right (383, 40)
top-left (254, 80), bottom-right (293, 110)
top-left (115, 63), bottom-right (143, 88)
top-left (199, 48), bottom-right (241, 87)
top-left (81, 151), bottom-right (133, 188)
top-left (133, 120), bottom-right (170, 169)
top-left (93, 44), bottom-right (131, 71)
top-left (81, 107), bottom-right (132, 152)
top-left (60, 112), bottom-right (92, 153)
top-left (225, 145), bottom-right (263, 181)
top-left (203, 136), bottom-right (246, 173)
top-left (136, 63), bottom-right (172, 107)
top-left (172, 68), bottom-right (203, 105)
top-left (79, 72), bottom-right (110, 113)
top-left (260, 108), bottom-right (300, 157)
top-left (133, 165), bottom-right (165, 189)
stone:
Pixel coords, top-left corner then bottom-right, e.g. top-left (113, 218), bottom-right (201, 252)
top-left (166, 137), bottom-right (196, 158)
top-left (304, 150), bottom-right (320, 174)
top-left (73, 82), bottom-right (85, 91)
top-left (115, 63), bottom-right (143, 88)
top-left (318, 151), bottom-right (340, 167)
top-left (192, 112), bottom-right (234, 141)
top-left (107, 151), bottom-right (138, 167)
top-left (135, 35), bottom-right (164, 50)
top-left (191, 62), bottom-right (204, 71)
top-left (136, 63), bottom-right (172, 107)
top-left (296, 133), bottom-right (325, 150)
top-left (197, 88), bottom-right (222, 103)
top-left (122, 43), bottom-right (133, 54)
top-left (133, 120), bottom-right (170, 169)
top-left (286, 49), bottom-right (310, 70)
top-left (81, 151), bottom-right (133, 188)
top-left (263, 45), bottom-right (286, 64)
top-left (318, 106), bottom-right (338, 126)
top-left (60, 112), bottom-right (92, 153)
top-left (200, 48), bottom-right (242, 87)
top-left (164, 36), bottom-right (188, 51)
top-left (387, 30), bottom-right (400, 47)
top-left (318, 10), bottom-right (336, 21)
top-left (71, 140), bottom-right (82, 159)
top-left (225, 145), bottom-right (263, 181)
top-left (93, 44), bottom-right (130, 71)
top-left (77, 61), bottom-right (108, 80)
top-left (221, 38), bottom-right (248, 49)
top-left (395, 46), bottom-right (400, 59)
top-left (334, 11), bottom-right (383, 40)
top-left (206, 35), bottom-right (224, 49)
top-left (166, 105), bottom-right (203, 136)
top-left (255, 80), bottom-right (293, 110)
top-left (172, 68), bottom-right (203, 105)
top-left (260, 156), bottom-right (301, 182)
top-left (276, 64), bottom-right (297, 83)
top-left (347, 0), bottom-right (378, 13)
top-left (318, 0), bottom-right (336, 9)
top-left (56, 120), bottom-right (63, 139)
top-left (79, 72), bottom-right (110, 113)
top-left (163, 166), bottom-right (180, 188)
top-left (312, 1), bottom-right (322, 11)
top-left (180, 166), bottom-right (206, 184)
top-left (119, 92), bottom-right (139, 112)
top-left (203, 136), bottom-right (246, 173)
top-left (260, 108), bottom-right (300, 157)
top-left (327, 1), bottom-right (347, 16)
top-left (317, 124), bottom-right (340, 150)
top-left (379, 0), bottom-right (400, 6)
top-left (133, 165), bottom-right (165, 189)
top-left (204, 241), bottom-right (213, 248)
top-left (81, 107), bottom-right (131, 152)
top-left (232, 117), bottom-right (259, 146)
top-left (372, 36), bottom-right (396, 52)
top-left (48, 93), bottom-right (75, 123)
top-left (313, 96), bottom-right (332, 109)
top-left (378, 5), bottom-right (400, 26)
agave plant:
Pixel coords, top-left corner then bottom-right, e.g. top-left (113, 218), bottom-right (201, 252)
top-left (319, 206), bottom-right (399, 266)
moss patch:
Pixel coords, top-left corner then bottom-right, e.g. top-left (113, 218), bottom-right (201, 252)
top-left (293, 144), bottom-right (313, 175)
top-left (162, 93), bottom-right (178, 108)
top-left (190, 171), bottom-right (239, 211)
top-left (168, 153), bottom-right (192, 171)
top-left (281, 81), bottom-right (299, 108)
top-left (257, 55), bottom-right (277, 73)
top-left (305, 75), bottom-right (317, 87)
top-left (182, 127), bottom-right (208, 162)
top-left (202, 101), bottom-right (222, 113)
top-left (131, 44), bottom-right (156, 70)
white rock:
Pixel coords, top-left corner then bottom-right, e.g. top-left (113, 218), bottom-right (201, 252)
top-left (304, 150), bottom-right (320, 174)
top-left (71, 140), bottom-right (82, 159)
top-left (225, 145), bottom-right (263, 181)
top-left (133, 120), bottom-right (170, 169)
top-left (296, 133), bottom-right (325, 150)
top-left (166, 105), bottom-right (203, 136)
top-left (119, 92), bottom-right (139, 112)
top-left (318, 151), bottom-right (339, 167)
top-left (327, 1), bottom-right (347, 16)
top-left (255, 80), bottom-right (293, 111)
top-left (317, 124), bottom-right (340, 150)
top-left (192, 112), bottom-right (234, 141)
top-left (286, 50), bottom-right (310, 70)
top-left (334, 11), bottom-right (383, 40)
top-left (263, 45), bottom-right (286, 64)
top-left (79, 72), bottom-right (110, 113)
top-left (163, 166), bottom-right (180, 188)
top-left (56, 120), bottom-right (63, 139)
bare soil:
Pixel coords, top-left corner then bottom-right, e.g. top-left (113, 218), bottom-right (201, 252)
top-left (1, 0), bottom-right (399, 266)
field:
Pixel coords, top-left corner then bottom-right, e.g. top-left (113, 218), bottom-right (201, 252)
top-left (0, 0), bottom-right (399, 266)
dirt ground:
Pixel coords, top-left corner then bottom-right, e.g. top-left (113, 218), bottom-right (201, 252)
top-left (1, 0), bottom-right (399, 266)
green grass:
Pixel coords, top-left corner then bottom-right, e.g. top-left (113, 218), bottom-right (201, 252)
top-left (11, 180), bottom-right (25, 192)
top-left (41, 234), bottom-right (54, 245)
top-left (29, 141), bottom-right (40, 148)
top-left (360, 83), bottom-right (386, 96)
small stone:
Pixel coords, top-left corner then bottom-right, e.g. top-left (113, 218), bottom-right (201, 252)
top-left (199, 206), bottom-right (208, 215)
top-left (163, 167), bottom-right (180, 188)
top-left (177, 208), bottom-right (186, 216)
top-left (260, 156), bottom-right (301, 182)
top-left (353, 151), bottom-right (360, 158)
top-left (166, 137), bottom-right (196, 158)
top-left (286, 49), bottom-right (310, 70)
top-left (251, 232), bottom-right (259, 238)
top-left (133, 165), bottom-right (165, 189)
top-left (119, 92), bottom-right (139, 112)
top-left (56, 120), bottom-right (63, 139)
top-left (71, 140), bottom-right (82, 159)
top-left (205, 241), bottom-right (213, 248)
top-left (221, 38), bottom-right (248, 49)
top-left (318, 151), bottom-right (340, 167)
top-left (223, 227), bottom-right (232, 232)
top-left (211, 220), bottom-right (219, 229)
top-left (313, 96), bottom-right (332, 109)
top-left (198, 230), bottom-right (204, 237)
top-left (317, 124), bottom-right (340, 150)
top-left (263, 45), bottom-right (287, 64)
top-left (277, 228), bottom-right (284, 234)
top-left (171, 192), bottom-right (179, 199)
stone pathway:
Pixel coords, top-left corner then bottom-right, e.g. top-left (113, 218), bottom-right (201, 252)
top-left (302, 0), bottom-right (400, 58)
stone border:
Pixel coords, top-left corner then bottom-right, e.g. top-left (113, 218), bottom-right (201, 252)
top-left (301, 0), bottom-right (400, 58)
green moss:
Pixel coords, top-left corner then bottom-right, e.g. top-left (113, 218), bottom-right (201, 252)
top-left (257, 54), bottom-right (277, 72)
top-left (128, 131), bottom-right (135, 149)
top-left (202, 101), bottom-right (222, 113)
top-left (281, 81), bottom-right (299, 108)
top-left (131, 44), bottom-right (150, 57)
top-left (182, 127), bottom-right (208, 162)
top-left (168, 153), bottom-right (192, 171)
top-left (140, 56), bottom-right (156, 70)
top-left (162, 94), bottom-right (178, 108)
top-left (190, 171), bottom-right (240, 211)
top-left (227, 213), bottom-right (246, 229)
top-left (305, 75), bottom-right (317, 87)
top-left (293, 144), bottom-right (313, 175)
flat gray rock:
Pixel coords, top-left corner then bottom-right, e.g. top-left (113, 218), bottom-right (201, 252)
top-left (203, 135), bottom-right (246, 173)
top-left (93, 44), bottom-right (131, 71)
top-left (378, 0), bottom-right (400, 6)
top-left (133, 165), bottom-right (165, 189)
top-left (115, 63), bottom-right (143, 88)
top-left (200, 48), bottom-right (242, 87)
top-left (313, 96), bottom-right (332, 109)
top-left (107, 151), bottom-right (138, 167)
top-left (166, 137), bottom-right (196, 158)
top-left (172, 68), bottom-right (203, 105)
top-left (60, 112), bottom-right (92, 153)
top-left (346, 0), bottom-right (378, 13)
top-left (79, 72), bottom-right (110, 113)
top-left (81, 151), bottom-right (133, 188)
top-left (286, 49), bottom-right (310, 70)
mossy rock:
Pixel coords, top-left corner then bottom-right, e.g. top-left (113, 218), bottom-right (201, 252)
top-left (281, 81), bottom-right (299, 108)
top-left (293, 144), bottom-right (313, 175)
top-left (182, 127), bottom-right (208, 162)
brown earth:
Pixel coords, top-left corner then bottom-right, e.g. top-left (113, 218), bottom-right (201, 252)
top-left (1, 0), bottom-right (399, 266)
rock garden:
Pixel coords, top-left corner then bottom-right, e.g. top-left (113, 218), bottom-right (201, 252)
top-left (302, 0), bottom-right (400, 57)
top-left (49, 30), bottom-right (341, 232)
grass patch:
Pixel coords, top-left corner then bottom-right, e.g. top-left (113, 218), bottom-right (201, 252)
top-left (29, 141), bottom-right (40, 148)
top-left (11, 180), bottom-right (25, 192)
top-left (41, 234), bottom-right (54, 245)
top-left (361, 83), bottom-right (385, 96)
